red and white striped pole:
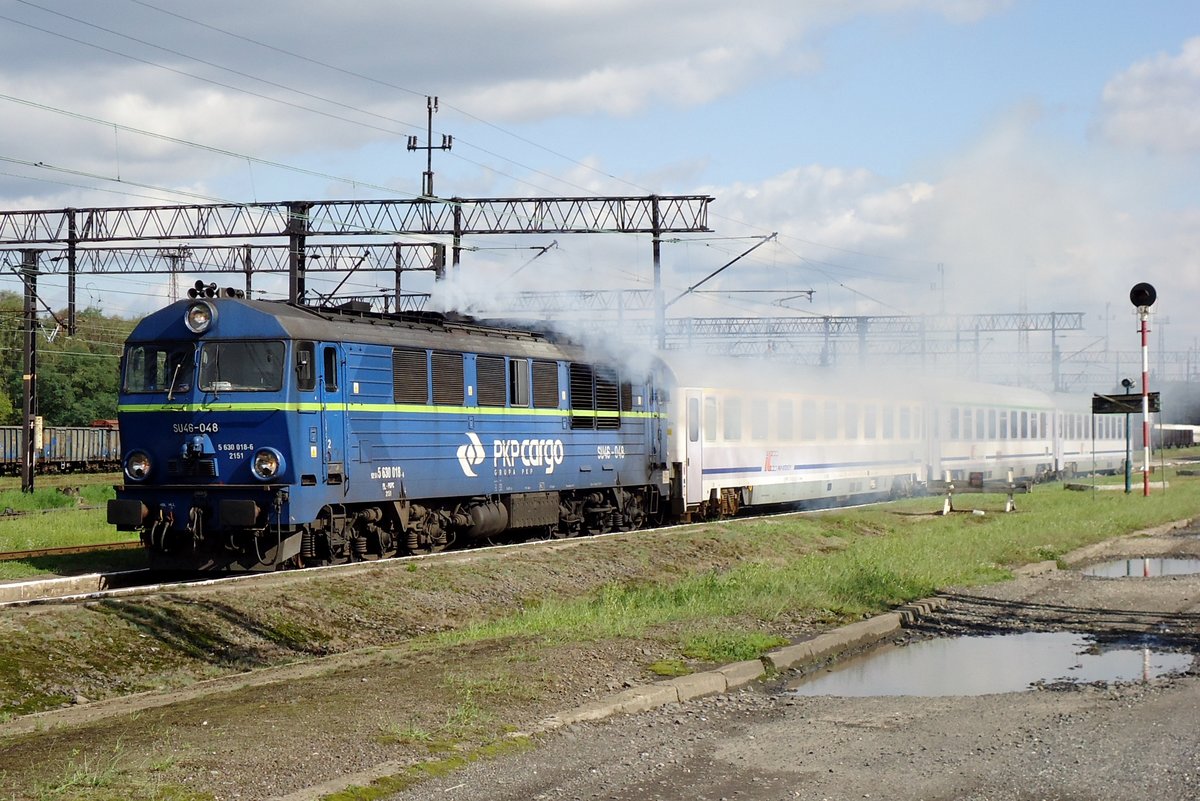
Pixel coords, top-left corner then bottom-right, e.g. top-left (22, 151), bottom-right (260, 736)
top-left (1140, 309), bottom-right (1151, 496)
top-left (1129, 282), bottom-right (1157, 498)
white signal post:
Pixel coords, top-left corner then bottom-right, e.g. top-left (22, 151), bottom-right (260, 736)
top-left (1129, 283), bottom-right (1157, 497)
top-left (1140, 310), bottom-right (1150, 496)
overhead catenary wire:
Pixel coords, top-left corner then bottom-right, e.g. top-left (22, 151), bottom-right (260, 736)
top-left (0, 2), bottom-right (955, 328)
top-left (5, 1), bottom-right (612, 201)
top-left (124, 0), bottom-right (650, 197)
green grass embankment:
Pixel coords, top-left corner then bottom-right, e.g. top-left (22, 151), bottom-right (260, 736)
top-left (442, 474), bottom-right (1200, 663)
top-left (0, 479), bottom-right (140, 580)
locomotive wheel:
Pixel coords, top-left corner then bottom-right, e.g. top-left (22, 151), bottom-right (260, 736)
top-left (551, 520), bottom-right (581, 539)
top-left (555, 498), bottom-right (584, 538)
top-left (622, 492), bottom-right (646, 531)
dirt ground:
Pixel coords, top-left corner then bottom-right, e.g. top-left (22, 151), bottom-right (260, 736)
top-left (388, 528), bottom-right (1200, 801)
top-left (1, 523), bottom-right (1199, 800)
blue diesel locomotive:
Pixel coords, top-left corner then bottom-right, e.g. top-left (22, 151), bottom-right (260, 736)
top-left (107, 294), bottom-right (669, 570)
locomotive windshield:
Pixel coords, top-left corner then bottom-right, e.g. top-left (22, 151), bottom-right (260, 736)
top-left (198, 340), bottom-right (285, 392)
top-left (122, 343), bottom-right (195, 394)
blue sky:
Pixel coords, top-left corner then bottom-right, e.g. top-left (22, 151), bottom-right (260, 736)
top-left (0, 0), bottom-right (1196, 386)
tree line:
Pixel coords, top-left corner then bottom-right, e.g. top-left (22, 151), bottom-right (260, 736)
top-left (0, 292), bottom-right (135, 426)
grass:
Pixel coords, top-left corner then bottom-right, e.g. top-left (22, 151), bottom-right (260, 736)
top-left (321, 738), bottom-right (534, 801)
top-left (0, 506), bottom-right (126, 550)
top-left (27, 744), bottom-right (213, 801)
top-left (440, 472), bottom-right (1200, 660)
top-left (0, 474), bottom-right (142, 579)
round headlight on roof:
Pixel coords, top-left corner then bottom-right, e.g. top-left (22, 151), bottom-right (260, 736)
top-left (184, 300), bottom-right (216, 334)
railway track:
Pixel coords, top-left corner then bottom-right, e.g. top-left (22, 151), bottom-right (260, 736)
top-left (0, 500), bottom-right (906, 608)
top-left (0, 515), bottom-right (718, 608)
top-left (0, 540), bottom-right (142, 562)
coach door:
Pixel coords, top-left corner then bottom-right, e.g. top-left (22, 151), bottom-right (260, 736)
top-left (684, 390), bottom-right (704, 505)
top-left (319, 344), bottom-right (346, 486)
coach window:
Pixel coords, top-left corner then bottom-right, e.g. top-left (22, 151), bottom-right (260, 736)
top-left (863, 404), bottom-right (877, 439)
top-left (948, 407), bottom-right (960, 439)
top-left (823, 401), bottom-right (838, 440)
top-left (962, 409), bottom-right (973, 441)
top-left (1010, 411), bottom-right (1018, 439)
top-left (1020, 411), bottom-right (1029, 439)
top-left (295, 342), bottom-right (315, 392)
top-left (881, 405), bottom-right (894, 439)
top-left (801, 399), bottom-right (817, 440)
top-left (688, 397), bottom-right (700, 442)
top-left (988, 409), bottom-right (997, 439)
top-left (508, 359), bottom-right (530, 407)
top-left (845, 403), bottom-right (859, 439)
top-left (750, 399), bottom-right (768, 440)
top-left (724, 397), bottom-right (742, 441)
top-left (704, 396), bottom-right (718, 442)
top-left (778, 399), bottom-right (794, 441)
top-left (898, 406), bottom-right (911, 439)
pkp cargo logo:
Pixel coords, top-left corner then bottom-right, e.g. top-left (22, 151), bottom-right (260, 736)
top-left (456, 432), bottom-right (566, 477)
top-left (456, 432), bottom-right (486, 477)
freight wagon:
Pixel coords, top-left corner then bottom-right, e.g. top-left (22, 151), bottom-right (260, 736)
top-left (0, 421), bottom-right (121, 474)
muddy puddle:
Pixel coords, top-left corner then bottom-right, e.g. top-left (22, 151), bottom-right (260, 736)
top-left (1081, 557), bottom-right (1200, 578)
top-left (788, 631), bottom-right (1193, 697)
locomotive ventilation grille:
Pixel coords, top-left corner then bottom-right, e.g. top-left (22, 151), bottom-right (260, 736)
top-left (167, 458), bottom-right (218, 478)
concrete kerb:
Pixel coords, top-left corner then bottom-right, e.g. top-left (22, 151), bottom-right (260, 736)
top-left (526, 510), bottom-right (1200, 735)
top-left (538, 595), bottom-right (948, 733)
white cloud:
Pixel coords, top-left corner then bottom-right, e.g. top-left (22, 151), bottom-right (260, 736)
top-left (0, 0), bottom-right (1015, 208)
top-left (1098, 36), bottom-right (1200, 154)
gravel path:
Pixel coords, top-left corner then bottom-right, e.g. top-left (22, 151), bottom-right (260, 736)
top-left (383, 530), bottom-right (1200, 801)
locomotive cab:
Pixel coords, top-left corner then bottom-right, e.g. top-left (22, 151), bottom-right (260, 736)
top-left (108, 296), bottom-right (319, 570)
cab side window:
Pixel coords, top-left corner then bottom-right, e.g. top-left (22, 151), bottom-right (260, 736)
top-left (296, 341), bottom-right (316, 392)
top-left (322, 345), bottom-right (338, 392)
